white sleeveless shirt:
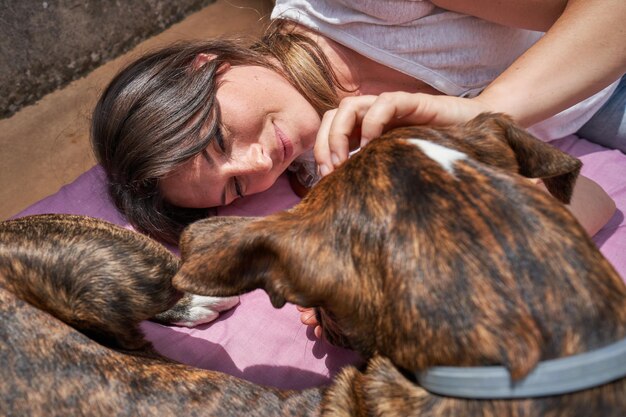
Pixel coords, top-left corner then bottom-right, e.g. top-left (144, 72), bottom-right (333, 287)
top-left (272, 0), bottom-right (618, 140)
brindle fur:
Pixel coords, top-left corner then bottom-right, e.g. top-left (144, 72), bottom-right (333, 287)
top-left (0, 214), bottom-right (325, 416)
top-left (175, 113), bottom-right (626, 416)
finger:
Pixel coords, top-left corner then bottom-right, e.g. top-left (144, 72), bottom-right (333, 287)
top-left (359, 93), bottom-right (405, 145)
top-left (327, 96), bottom-right (377, 166)
top-left (314, 109), bottom-right (337, 177)
top-left (326, 98), bottom-right (367, 165)
top-left (314, 325), bottom-right (322, 339)
top-left (300, 310), bottom-right (319, 326)
top-left (359, 92), bottom-right (437, 146)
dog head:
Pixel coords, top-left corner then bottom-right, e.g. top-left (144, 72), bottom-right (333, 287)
top-left (173, 113), bottom-right (625, 380)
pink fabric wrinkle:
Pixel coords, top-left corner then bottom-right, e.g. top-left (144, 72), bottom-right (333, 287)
top-left (142, 289), bottom-right (360, 389)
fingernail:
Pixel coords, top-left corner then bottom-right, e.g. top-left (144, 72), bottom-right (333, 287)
top-left (319, 164), bottom-right (331, 177)
top-left (330, 152), bottom-right (340, 166)
top-left (360, 137), bottom-right (370, 148)
top-left (314, 326), bottom-right (322, 339)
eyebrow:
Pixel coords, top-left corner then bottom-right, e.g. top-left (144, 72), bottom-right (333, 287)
top-left (201, 149), bottom-right (226, 206)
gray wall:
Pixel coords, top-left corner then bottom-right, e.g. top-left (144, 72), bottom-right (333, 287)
top-left (0, 0), bottom-right (216, 119)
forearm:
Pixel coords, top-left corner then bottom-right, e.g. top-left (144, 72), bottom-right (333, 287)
top-left (475, 0), bottom-right (626, 127)
top-left (567, 176), bottom-right (616, 237)
top-left (535, 175), bottom-right (616, 236)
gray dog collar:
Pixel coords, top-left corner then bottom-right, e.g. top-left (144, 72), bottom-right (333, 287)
top-left (416, 337), bottom-right (626, 399)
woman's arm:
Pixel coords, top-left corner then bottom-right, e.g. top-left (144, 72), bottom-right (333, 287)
top-left (434, 0), bottom-right (626, 128)
top-left (568, 176), bottom-right (616, 237)
top-left (315, 0), bottom-right (626, 167)
top-left (532, 176), bottom-right (616, 237)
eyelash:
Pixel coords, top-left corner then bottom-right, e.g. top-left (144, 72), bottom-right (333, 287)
top-left (214, 126), bottom-right (244, 200)
top-left (234, 177), bottom-right (244, 199)
top-left (214, 126), bottom-right (226, 153)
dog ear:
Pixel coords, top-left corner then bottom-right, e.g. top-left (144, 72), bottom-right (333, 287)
top-left (173, 216), bottom-right (267, 299)
top-left (173, 215), bottom-right (333, 309)
top-left (467, 113), bottom-right (582, 204)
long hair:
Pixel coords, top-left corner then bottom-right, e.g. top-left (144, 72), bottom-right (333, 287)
top-left (91, 19), bottom-right (346, 244)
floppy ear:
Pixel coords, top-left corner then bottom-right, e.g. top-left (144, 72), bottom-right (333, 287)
top-left (172, 215), bottom-right (333, 309)
top-left (467, 113), bottom-right (582, 204)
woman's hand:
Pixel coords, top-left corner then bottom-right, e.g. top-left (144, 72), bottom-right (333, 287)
top-left (314, 92), bottom-right (616, 241)
top-left (314, 0), bottom-right (626, 177)
top-left (296, 306), bottom-right (322, 338)
top-left (314, 92), bottom-right (493, 176)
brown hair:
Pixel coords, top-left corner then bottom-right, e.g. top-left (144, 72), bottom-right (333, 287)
top-left (91, 19), bottom-right (346, 244)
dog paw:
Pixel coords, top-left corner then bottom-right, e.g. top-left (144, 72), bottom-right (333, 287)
top-left (175, 295), bottom-right (240, 327)
top-left (154, 294), bottom-right (240, 327)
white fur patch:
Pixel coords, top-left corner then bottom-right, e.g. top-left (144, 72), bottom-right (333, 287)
top-left (173, 295), bottom-right (240, 327)
top-left (405, 138), bottom-right (467, 174)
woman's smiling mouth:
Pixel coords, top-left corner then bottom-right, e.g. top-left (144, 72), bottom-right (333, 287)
top-left (274, 122), bottom-right (294, 163)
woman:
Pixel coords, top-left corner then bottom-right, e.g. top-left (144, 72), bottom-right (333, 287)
top-left (92, 0), bottom-right (624, 246)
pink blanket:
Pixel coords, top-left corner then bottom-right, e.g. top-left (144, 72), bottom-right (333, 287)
top-left (14, 135), bottom-right (626, 389)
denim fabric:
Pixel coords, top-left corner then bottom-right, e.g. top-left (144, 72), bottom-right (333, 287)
top-left (577, 75), bottom-right (626, 153)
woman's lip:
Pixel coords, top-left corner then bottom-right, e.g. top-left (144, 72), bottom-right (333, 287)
top-left (274, 123), bottom-right (294, 162)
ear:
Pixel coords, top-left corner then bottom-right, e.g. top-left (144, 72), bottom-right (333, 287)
top-left (467, 113), bottom-right (582, 204)
top-left (191, 53), bottom-right (216, 70)
top-left (191, 53), bottom-right (231, 72)
top-left (173, 216), bottom-right (269, 300)
top-left (172, 215), bottom-right (327, 309)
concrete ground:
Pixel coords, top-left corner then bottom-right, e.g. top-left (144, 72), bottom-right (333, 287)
top-left (0, 0), bottom-right (273, 220)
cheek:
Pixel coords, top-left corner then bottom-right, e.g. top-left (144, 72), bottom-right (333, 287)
top-left (159, 167), bottom-right (198, 207)
top-left (217, 85), bottom-right (265, 136)
top-left (250, 174), bottom-right (283, 195)
top-left (304, 116), bottom-right (322, 144)
top-left (221, 108), bottom-right (259, 139)
top-left (292, 104), bottom-right (322, 149)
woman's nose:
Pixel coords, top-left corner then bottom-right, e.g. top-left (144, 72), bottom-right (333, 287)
top-left (235, 143), bottom-right (273, 175)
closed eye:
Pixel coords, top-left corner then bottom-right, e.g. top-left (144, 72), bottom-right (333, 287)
top-left (234, 177), bottom-right (244, 199)
top-left (211, 125), bottom-right (244, 201)
top-left (214, 125), bottom-right (226, 153)
top-left (203, 125), bottom-right (244, 205)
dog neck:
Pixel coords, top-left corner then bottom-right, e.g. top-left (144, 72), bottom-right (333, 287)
top-left (416, 337), bottom-right (626, 399)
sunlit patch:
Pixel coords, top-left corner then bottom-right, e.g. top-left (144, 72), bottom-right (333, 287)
top-left (405, 138), bottom-right (467, 175)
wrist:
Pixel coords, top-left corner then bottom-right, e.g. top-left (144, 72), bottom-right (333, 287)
top-left (473, 86), bottom-right (536, 128)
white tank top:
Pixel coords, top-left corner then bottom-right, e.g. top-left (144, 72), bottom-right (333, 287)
top-left (272, 0), bottom-right (618, 140)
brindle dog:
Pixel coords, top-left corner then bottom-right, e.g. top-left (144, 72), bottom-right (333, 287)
top-left (174, 113), bottom-right (626, 415)
top-left (2, 113), bottom-right (625, 416)
top-left (0, 214), bottom-right (322, 416)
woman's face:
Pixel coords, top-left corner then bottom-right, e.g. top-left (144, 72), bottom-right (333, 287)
top-left (160, 64), bottom-right (321, 208)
